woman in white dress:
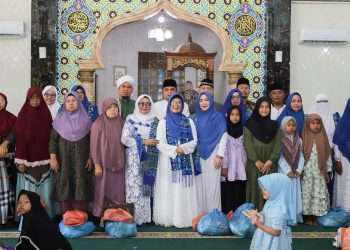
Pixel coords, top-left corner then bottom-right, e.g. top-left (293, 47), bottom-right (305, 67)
top-left (121, 95), bottom-right (159, 225)
top-left (191, 91), bottom-right (227, 213)
top-left (153, 93), bottom-right (199, 228)
top-left (332, 98), bottom-right (350, 211)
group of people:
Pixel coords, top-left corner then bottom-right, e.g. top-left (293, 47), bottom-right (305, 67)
top-left (0, 75), bottom-right (349, 247)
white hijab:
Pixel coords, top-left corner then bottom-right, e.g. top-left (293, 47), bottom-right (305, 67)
top-left (42, 85), bottom-right (61, 119)
top-left (126, 94), bottom-right (155, 139)
top-left (308, 93), bottom-right (335, 147)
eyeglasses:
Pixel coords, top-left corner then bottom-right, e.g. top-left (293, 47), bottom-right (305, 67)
top-left (138, 102), bottom-right (151, 107)
top-left (44, 93), bottom-right (56, 98)
top-left (231, 96), bottom-right (241, 100)
top-left (170, 100), bottom-right (182, 106)
top-left (75, 90), bottom-right (84, 94)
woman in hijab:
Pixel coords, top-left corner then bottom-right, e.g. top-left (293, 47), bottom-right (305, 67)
top-left (15, 87), bottom-right (54, 218)
top-left (50, 92), bottom-right (93, 214)
top-left (244, 97), bottom-right (281, 211)
top-left (278, 116), bottom-right (304, 222)
top-left (121, 94), bottom-right (159, 225)
top-left (153, 93), bottom-right (199, 228)
top-left (0, 93), bottom-right (17, 225)
top-left (220, 106), bottom-right (247, 213)
top-left (16, 190), bottom-right (71, 250)
top-left (42, 85), bottom-right (61, 119)
top-left (276, 92), bottom-right (305, 135)
top-left (71, 85), bottom-right (99, 122)
top-left (308, 93), bottom-right (336, 148)
top-left (91, 98), bottom-right (125, 218)
top-left (333, 98), bottom-right (350, 212)
top-left (249, 173), bottom-right (296, 250)
top-left (191, 91), bottom-right (227, 213)
top-left (221, 88), bottom-right (248, 123)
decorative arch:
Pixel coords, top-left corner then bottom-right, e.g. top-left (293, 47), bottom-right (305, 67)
top-left (77, 0), bottom-right (246, 103)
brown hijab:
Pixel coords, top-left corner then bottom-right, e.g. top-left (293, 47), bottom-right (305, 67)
top-left (302, 114), bottom-right (331, 175)
top-left (90, 98), bottom-right (125, 172)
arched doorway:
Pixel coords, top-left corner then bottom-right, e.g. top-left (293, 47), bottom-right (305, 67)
top-left (77, 0), bottom-right (246, 103)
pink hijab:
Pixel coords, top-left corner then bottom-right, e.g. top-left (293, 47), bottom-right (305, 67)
top-left (90, 98), bottom-right (125, 172)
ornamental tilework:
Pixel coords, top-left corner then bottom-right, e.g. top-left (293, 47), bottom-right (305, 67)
top-left (57, 0), bottom-right (266, 102)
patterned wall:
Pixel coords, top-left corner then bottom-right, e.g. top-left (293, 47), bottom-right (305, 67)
top-left (57, 0), bottom-right (267, 101)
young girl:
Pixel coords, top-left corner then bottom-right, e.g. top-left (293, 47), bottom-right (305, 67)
top-left (278, 116), bottom-right (304, 222)
top-left (248, 173), bottom-right (295, 250)
top-left (301, 114), bottom-right (332, 225)
top-left (16, 190), bottom-right (71, 250)
top-left (221, 106), bottom-right (247, 213)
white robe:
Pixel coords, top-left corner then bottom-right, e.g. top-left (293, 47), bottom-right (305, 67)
top-left (153, 100), bottom-right (190, 120)
top-left (153, 118), bottom-right (199, 228)
top-left (196, 133), bottom-right (227, 213)
top-left (271, 104), bottom-right (286, 120)
top-left (333, 145), bottom-right (350, 212)
top-left (278, 143), bottom-right (304, 221)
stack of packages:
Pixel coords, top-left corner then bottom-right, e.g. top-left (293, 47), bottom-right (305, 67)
top-left (192, 203), bottom-right (257, 238)
top-left (102, 208), bottom-right (137, 238)
top-left (59, 211), bottom-right (95, 238)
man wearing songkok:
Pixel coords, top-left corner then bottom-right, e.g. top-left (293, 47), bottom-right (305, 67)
top-left (189, 78), bottom-right (222, 113)
top-left (153, 79), bottom-right (190, 120)
top-left (268, 83), bottom-right (286, 120)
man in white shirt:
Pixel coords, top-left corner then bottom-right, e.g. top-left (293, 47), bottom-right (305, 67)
top-left (153, 79), bottom-right (190, 120)
top-left (269, 83), bottom-right (286, 120)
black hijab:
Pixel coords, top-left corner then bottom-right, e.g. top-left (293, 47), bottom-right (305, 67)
top-left (226, 106), bottom-right (243, 139)
top-left (16, 190), bottom-right (72, 250)
top-left (245, 97), bottom-right (279, 144)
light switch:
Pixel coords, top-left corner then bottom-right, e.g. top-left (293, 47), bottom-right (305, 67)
top-left (275, 51), bottom-right (282, 62)
top-left (39, 47), bottom-right (47, 59)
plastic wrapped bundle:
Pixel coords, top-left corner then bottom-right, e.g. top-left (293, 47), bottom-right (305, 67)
top-left (102, 208), bottom-right (133, 224)
top-left (197, 209), bottom-right (231, 236)
top-left (59, 221), bottom-right (95, 238)
top-left (105, 221), bottom-right (137, 238)
top-left (317, 207), bottom-right (350, 228)
top-left (229, 203), bottom-right (257, 238)
top-left (63, 210), bottom-right (88, 226)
